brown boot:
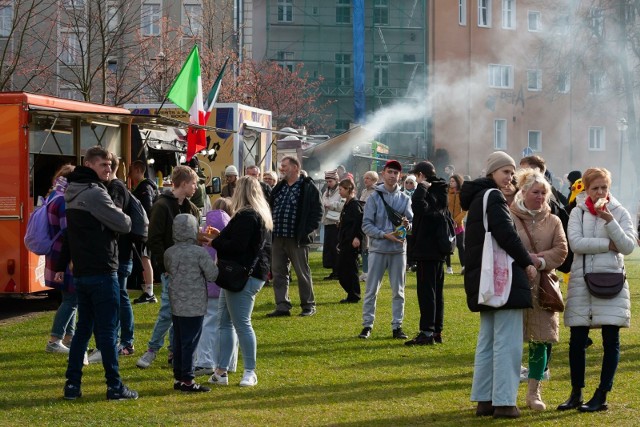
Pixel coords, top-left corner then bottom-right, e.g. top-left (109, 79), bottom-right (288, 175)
top-left (493, 406), bottom-right (520, 418)
top-left (475, 401), bottom-right (494, 416)
top-left (526, 379), bottom-right (547, 411)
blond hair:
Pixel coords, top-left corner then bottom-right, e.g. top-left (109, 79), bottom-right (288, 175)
top-left (514, 168), bottom-right (551, 204)
top-left (231, 176), bottom-right (273, 230)
top-left (363, 170), bottom-right (378, 181)
top-left (171, 165), bottom-right (198, 187)
top-left (582, 167), bottom-right (611, 190)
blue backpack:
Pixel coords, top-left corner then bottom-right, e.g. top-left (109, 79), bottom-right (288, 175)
top-left (24, 195), bottom-right (63, 256)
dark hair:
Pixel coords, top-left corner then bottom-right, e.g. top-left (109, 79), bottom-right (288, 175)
top-left (520, 155), bottom-right (546, 173)
top-left (281, 155), bottom-right (300, 169)
top-left (339, 178), bottom-right (355, 192)
top-left (84, 145), bottom-right (109, 163)
top-left (131, 160), bottom-right (146, 174)
top-left (450, 174), bottom-right (464, 190)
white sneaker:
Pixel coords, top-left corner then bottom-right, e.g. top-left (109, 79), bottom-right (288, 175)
top-left (83, 352), bottom-right (89, 366)
top-left (136, 350), bottom-right (157, 369)
top-left (46, 341), bottom-right (70, 354)
top-left (87, 349), bottom-right (102, 364)
top-left (208, 372), bottom-right (229, 386)
top-left (520, 365), bottom-right (528, 382)
top-left (446, 267), bottom-right (454, 274)
top-left (239, 370), bottom-right (257, 387)
top-left (359, 273), bottom-right (368, 282)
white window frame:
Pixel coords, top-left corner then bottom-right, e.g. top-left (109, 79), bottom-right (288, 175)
top-left (494, 119), bottom-right (507, 150)
top-left (588, 126), bottom-right (605, 151)
top-left (336, 0), bottom-right (350, 24)
top-left (106, 2), bottom-right (120, 33)
top-left (528, 10), bottom-right (542, 32)
top-left (478, 0), bottom-right (491, 27)
top-left (59, 30), bottom-right (83, 65)
top-left (277, 0), bottom-right (293, 23)
top-left (528, 130), bottom-right (542, 152)
top-left (459, 0), bottom-right (467, 26)
top-left (59, 86), bottom-right (83, 100)
top-left (0, 2), bottom-right (13, 38)
top-left (374, 54), bottom-right (389, 87)
top-left (335, 53), bottom-right (351, 86)
top-left (183, 2), bottom-right (203, 37)
top-left (488, 64), bottom-right (513, 89)
top-left (590, 7), bottom-right (604, 38)
top-left (62, 0), bottom-right (85, 9)
top-left (373, 0), bottom-right (389, 26)
top-left (277, 51), bottom-right (294, 72)
top-left (141, 1), bottom-right (161, 37)
top-left (589, 71), bottom-right (604, 94)
top-left (557, 72), bottom-right (570, 93)
top-left (527, 69), bottom-right (542, 91)
top-left (502, 0), bottom-right (515, 30)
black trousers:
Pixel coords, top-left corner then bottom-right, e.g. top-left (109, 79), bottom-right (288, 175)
top-left (323, 224), bottom-right (339, 271)
top-left (172, 315), bottom-right (204, 382)
top-left (416, 260), bottom-right (444, 333)
top-left (569, 325), bottom-right (620, 391)
top-left (336, 244), bottom-right (360, 301)
top-left (446, 231), bottom-right (465, 268)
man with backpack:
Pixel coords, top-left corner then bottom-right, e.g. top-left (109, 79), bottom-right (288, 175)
top-left (404, 161), bottom-right (450, 346)
top-left (129, 160), bottom-right (159, 304)
top-left (359, 160), bottom-right (413, 340)
top-left (56, 145), bottom-right (138, 400)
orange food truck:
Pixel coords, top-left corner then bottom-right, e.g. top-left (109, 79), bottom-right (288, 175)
top-left (0, 92), bottom-right (136, 297)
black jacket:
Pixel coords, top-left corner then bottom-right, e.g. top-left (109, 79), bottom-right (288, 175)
top-left (460, 178), bottom-right (533, 312)
top-left (270, 176), bottom-right (323, 246)
top-left (337, 198), bottom-right (364, 248)
top-left (56, 166), bottom-right (131, 276)
top-left (212, 208), bottom-right (271, 281)
top-left (410, 177), bottom-right (448, 261)
top-left (132, 178), bottom-right (158, 216)
top-left (147, 192), bottom-right (199, 274)
top-left (107, 179), bottom-right (133, 263)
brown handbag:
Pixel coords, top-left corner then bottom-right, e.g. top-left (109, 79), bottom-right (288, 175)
top-left (582, 255), bottom-right (625, 299)
top-left (517, 217), bottom-right (565, 312)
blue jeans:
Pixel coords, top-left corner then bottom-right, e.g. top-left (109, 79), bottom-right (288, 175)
top-left (195, 298), bottom-right (238, 371)
top-left (470, 309), bottom-right (523, 406)
top-left (117, 260), bottom-right (134, 347)
top-left (50, 290), bottom-right (77, 339)
top-left (147, 273), bottom-right (173, 352)
top-left (66, 273), bottom-right (122, 389)
top-left (218, 277), bottom-right (264, 371)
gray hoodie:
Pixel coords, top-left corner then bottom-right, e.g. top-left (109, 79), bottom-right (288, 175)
top-left (164, 214), bottom-right (219, 317)
top-left (362, 183), bottom-right (413, 254)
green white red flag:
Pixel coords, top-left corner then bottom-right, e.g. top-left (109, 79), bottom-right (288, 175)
top-left (204, 57), bottom-right (229, 121)
top-left (166, 45), bottom-right (206, 161)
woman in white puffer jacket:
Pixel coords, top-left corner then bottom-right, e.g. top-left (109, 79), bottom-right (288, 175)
top-left (558, 168), bottom-right (636, 414)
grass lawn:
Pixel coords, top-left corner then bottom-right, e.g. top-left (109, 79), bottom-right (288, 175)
top-left (1, 250), bottom-right (640, 426)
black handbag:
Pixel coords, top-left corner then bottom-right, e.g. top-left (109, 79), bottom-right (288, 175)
top-left (216, 239), bottom-right (266, 292)
top-left (583, 254), bottom-right (625, 299)
top-left (376, 191), bottom-right (403, 227)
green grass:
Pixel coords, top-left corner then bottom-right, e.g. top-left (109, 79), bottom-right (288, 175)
top-left (1, 251), bottom-right (640, 426)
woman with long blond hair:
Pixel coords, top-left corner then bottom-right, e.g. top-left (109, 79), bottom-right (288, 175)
top-left (206, 176), bottom-right (272, 387)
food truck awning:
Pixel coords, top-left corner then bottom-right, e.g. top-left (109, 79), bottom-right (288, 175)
top-left (302, 125), bottom-right (375, 157)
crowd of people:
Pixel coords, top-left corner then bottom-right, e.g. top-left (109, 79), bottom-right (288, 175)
top-left (42, 146), bottom-right (635, 417)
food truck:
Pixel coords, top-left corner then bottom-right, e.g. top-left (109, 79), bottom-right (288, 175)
top-left (0, 92), bottom-right (135, 297)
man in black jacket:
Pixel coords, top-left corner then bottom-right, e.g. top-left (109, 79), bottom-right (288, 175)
top-left (404, 161), bottom-right (449, 346)
top-left (267, 156), bottom-right (323, 317)
top-left (56, 145), bottom-right (138, 401)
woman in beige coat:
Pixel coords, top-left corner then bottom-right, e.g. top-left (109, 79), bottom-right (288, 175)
top-left (510, 169), bottom-right (568, 411)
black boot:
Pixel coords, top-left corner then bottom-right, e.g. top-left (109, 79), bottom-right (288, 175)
top-left (578, 388), bottom-right (608, 412)
top-left (557, 387), bottom-right (583, 411)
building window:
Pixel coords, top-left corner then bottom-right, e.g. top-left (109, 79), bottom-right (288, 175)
top-left (459, 0), bottom-right (467, 25)
top-left (557, 72), bottom-right (570, 93)
top-left (336, 119), bottom-right (350, 131)
top-left (184, 3), bottom-right (203, 37)
top-left (106, 2), bottom-right (120, 33)
top-left (488, 64), bottom-right (513, 88)
top-left (141, 1), bottom-right (161, 36)
top-left (478, 0), bottom-right (491, 27)
top-left (589, 71), bottom-right (604, 94)
top-left (527, 69), bottom-right (541, 91)
top-left (494, 119), bottom-right (507, 150)
top-left (336, 0), bottom-right (350, 24)
top-left (60, 31), bottom-right (82, 65)
top-left (528, 130), bottom-right (542, 151)
top-left (59, 86), bottom-right (83, 100)
top-left (277, 0), bottom-right (293, 23)
top-left (553, 14), bottom-right (570, 35)
top-left (277, 51), bottom-right (294, 72)
top-left (590, 7), bottom-right (604, 38)
top-left (374, 54), bottom-right (389, 87)
top-left (502, 0), bottom-right (515, 29)
top-left (374, 0), bottom-right (388, 25)
top-left (528, 11), bottom-right (541, 31)
top-left (62, 0), bottom-right (85, 9)
top-left (0, 3), bottom-right (13, 38)
top-left (335, 53), bottom-right (351, 86)
top-left (589, 126), bottom-right (605, 151)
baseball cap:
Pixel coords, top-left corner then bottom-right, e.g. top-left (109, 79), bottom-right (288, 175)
top-left (383, 160), bottom-right (402, 171)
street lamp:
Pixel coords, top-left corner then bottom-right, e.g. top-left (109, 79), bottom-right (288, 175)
top-left (617, 118), bottom-right (628, 196)
top-left (157, 51), bottom-right (166, 102)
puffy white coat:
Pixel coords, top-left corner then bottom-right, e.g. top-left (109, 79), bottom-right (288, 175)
top-left (564, 193), bottom-right (636, 328)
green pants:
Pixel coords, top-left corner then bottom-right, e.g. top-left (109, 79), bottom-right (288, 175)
top-left (528, 341), bottom-right (552, 380)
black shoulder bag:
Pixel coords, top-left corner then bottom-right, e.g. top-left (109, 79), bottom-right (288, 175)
top-left (376, 191), bottom-right (403, 227)
top-left (217, 238), bottom-right (267, 292)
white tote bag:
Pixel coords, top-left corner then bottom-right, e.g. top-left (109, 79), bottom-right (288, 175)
top-left (478, 189), bottom-right (513, 308)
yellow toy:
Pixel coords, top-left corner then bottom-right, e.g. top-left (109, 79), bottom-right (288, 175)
top-left (568, 178), bottom-right (584, 205)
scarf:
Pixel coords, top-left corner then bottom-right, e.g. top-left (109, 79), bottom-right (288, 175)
top-left (585, 194), bottom-right (610, 216)
top-left (516, 199), bottom-right (542, 217)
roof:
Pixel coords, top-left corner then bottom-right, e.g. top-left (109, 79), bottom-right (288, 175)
top-left (0, 92), bottom-right (131, 114)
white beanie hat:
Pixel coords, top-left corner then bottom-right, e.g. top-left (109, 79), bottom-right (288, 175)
top-left (405, 175), bottom-right (417, 183)
top-left (225, 165), bottom-right (238, 176)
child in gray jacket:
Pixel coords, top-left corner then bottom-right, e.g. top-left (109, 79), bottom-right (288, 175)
top-left (165, 214), bottom-right (218, 392)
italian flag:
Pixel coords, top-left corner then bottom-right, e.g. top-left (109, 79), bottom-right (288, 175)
top-left (167, 45), bottom-right (206, 162)
top-left (204, 56), bottom-right (229, 122)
